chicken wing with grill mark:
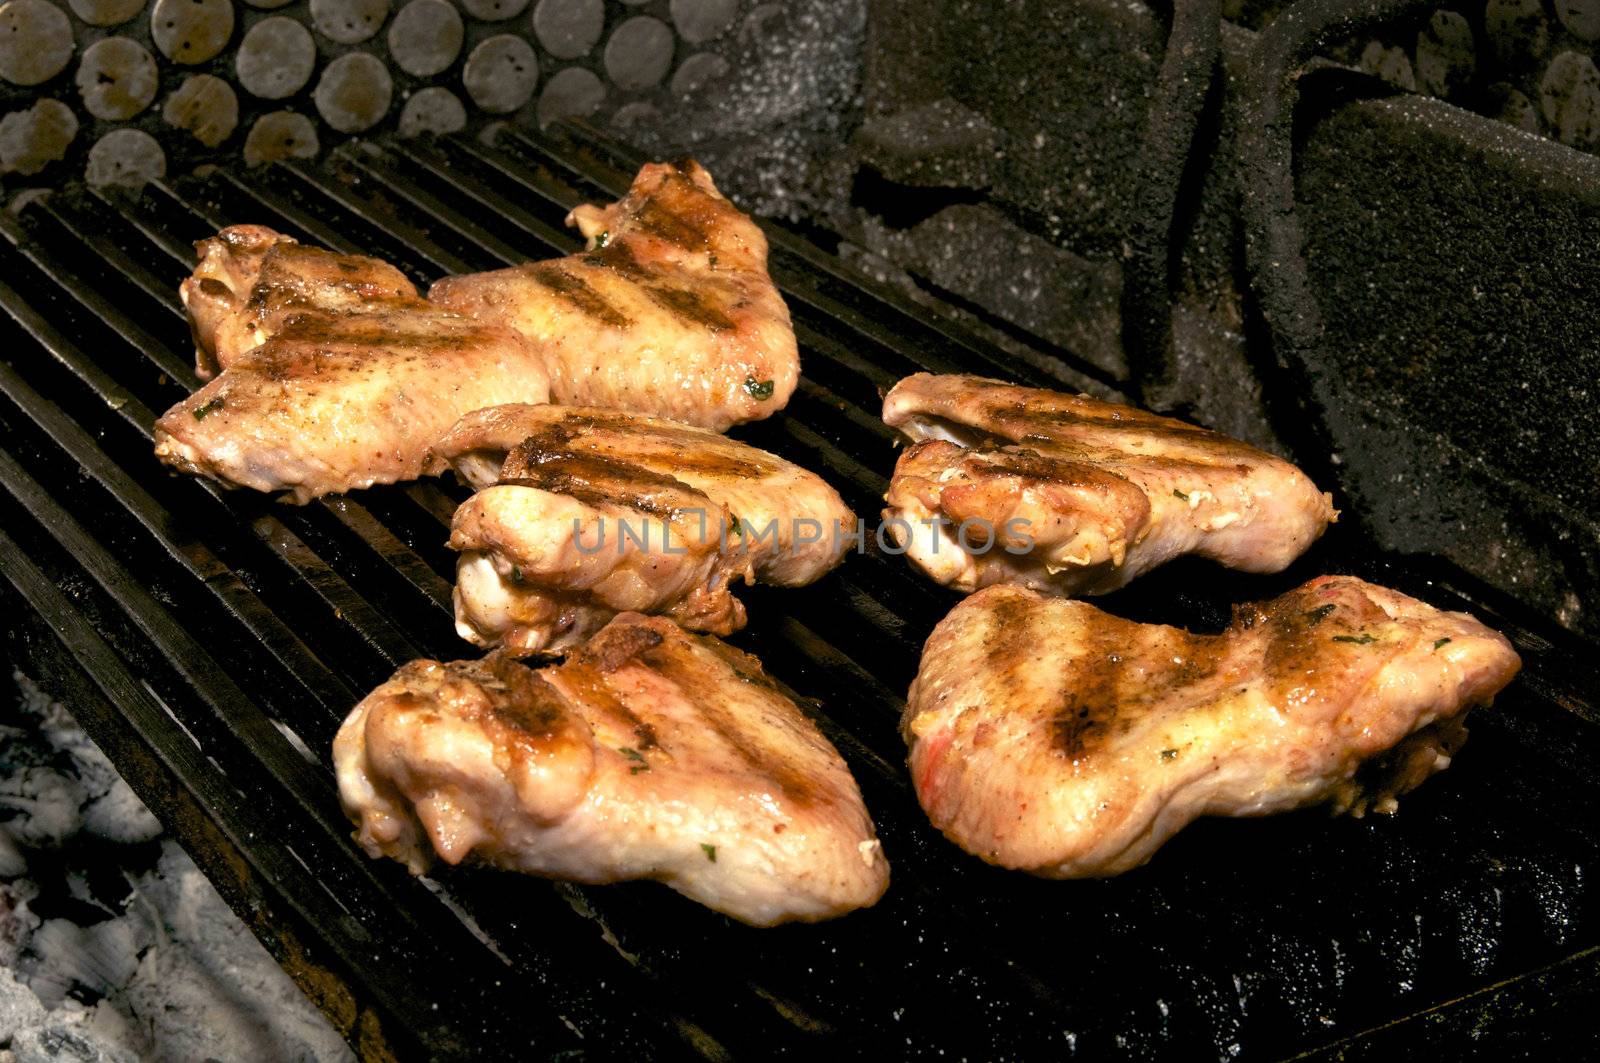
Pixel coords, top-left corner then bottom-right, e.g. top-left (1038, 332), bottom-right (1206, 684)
top-left (334, 613), bottom-right (889, 925)
top-left (433, 403), bottom-right (854, 653)
top-left (882, 374), bottom-right (1336, 596)
top-left (180, 224), bottom-right (418, 380)
top-left (428, 159), bottom-right (797, 432)
top-left (155, 309), bottom-right (550, 503)
top-left (158, 227), bottom-right (550, 503)
top-left (904, 577), bottom-right (1521, 877)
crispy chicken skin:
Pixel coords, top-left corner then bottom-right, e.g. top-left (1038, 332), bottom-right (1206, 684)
top-left (903, 577), bottom-right (1521, 878)
top-left (428, 159), bottom-right (798, 432)
top-left (881, 374), bottom-right (1336, 596)
top-left (333, 613), bottom-right (889, 925)
top-left (180, 224), bottom-right (418, 380)
top-left (154, 311), bottom-right (550, 504)
top-left (433, 404), bottom-right (854, 653)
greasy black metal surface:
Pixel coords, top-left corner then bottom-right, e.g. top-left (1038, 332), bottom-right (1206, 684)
top-left (1120, 0), bottom-right (1222, 412)
top-left (1, 121), bottom-right (1598, 1059)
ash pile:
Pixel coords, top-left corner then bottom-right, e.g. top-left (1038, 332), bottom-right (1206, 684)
top-left (0, 674), bottom-right (349, 1063)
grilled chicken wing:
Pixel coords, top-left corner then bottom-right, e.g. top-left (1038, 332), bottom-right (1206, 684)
top-left (882, 374), bottom-right (1336, 596)
top-left (155, 310), bottom-right (550, 503)
top-left (180, 224), bottom-right (418, 380)
top-left (428, 159), bottom-right (797, 432)
top-left (904, 577), bottom-right (1521, 877)
top-left (334, 613), bottom-right (889, 925)
top-left (433, 404), bottom-right (854, 653)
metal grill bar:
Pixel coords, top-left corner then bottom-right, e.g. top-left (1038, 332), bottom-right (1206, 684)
top-left (1, 124), bottom-right (1597, 1060)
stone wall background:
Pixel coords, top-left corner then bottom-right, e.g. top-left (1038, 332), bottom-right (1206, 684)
top-left (0, 0), bottom-right (830, 187)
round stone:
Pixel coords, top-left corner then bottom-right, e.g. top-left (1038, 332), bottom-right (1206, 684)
top-left (609, 100), bottom-right (656, 129)
top-left (0, 98), bottom-right (77, 176)
top-left (1555, 0), bottom-right (1600, 41)
top-left (536, 65), bottom-right (602, 125)
top-left (236, 16), bottom-right (315, 98)
top-left (603, 15), bottom-right (673, 91)
top-left (670, 51), bottom-right (727, 95)
top-left (314, 50), bottom-right (392, 132)
top-left (77, 37), bottom-right (159, 121)
top-left (311, 0), bottom-right (388, 44)
top-left (532, 0), bottom-right (602, 59)
top-left (1485, 0), bottom-right (1548, 69)
top-left (1415, 10), bottom-right (1474, 98)
top-left (1541, 50), bottom-right (1600, 148)
top-left (740, 2), bottom-right (782, 43)
top-left (163, 73), bottom-right (238, 147)
top-left (244, 110), bottom-right (319, 165)
top-left (669, 0), bottom-right (735, 44)
top-left (151, 0), bottom-right (235, 65)
top-left (86, 128), bottom-right (165, 188)
top-left (1358, 40), bottom-right (1416, 92)
top-left (462, 34), bottom-right (537, 113)
top-left (1487, 82), bottom-right (1540, 134)
top-left (0, 0), bottom-right (74, 86)
top-left (399, 85), bottom-right (466, 136)
top-left (388, 0), bottom-right (461, 77)
top-left (68, 0), bottom-right (147, 26)
top-left (460, 0), bottom-right (525, 19)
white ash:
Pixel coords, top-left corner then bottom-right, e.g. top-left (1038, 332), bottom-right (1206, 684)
top-left (0, 673), bottom-right (352, 1063)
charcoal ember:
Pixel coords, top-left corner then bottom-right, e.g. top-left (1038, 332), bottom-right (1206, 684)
top-left (10, 1022), bottom-right (137, 1063)
top-left (23, 919), bottom-right (151, 1006)
top-left (0, 966), bottom-right (46, 1040)
top-left (0, 770), bottom-right (85, 849)
top-left (0, 828), bottom-right (23, 878)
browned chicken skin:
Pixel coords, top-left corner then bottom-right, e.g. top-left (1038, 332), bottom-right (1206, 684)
top-left (428, 159), bottom-right (798, 432)
top-left (180, 224), bottom-right (419, 379)
top-left (882, 374), bottom-right (1337, 596)
top-left (156, 228), bottom-right (550, 503)
top-left (433, 404), bottom-right (854, 652)
top-left (903, 576), bottom-right (1521, 877)
top-left (333, 613), bottom-right (889, 925)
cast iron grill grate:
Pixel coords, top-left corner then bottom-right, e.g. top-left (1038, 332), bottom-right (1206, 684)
top-left (1, 121), bottom-right (1597, 1060)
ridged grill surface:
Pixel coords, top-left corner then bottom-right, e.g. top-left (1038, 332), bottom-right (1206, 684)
top-left (0, 121), bottom-right (1597, 1060)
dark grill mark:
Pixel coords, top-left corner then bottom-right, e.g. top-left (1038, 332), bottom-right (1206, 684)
top-left (587, 242), bottom-right (736, 332)
top-left (526, 264), bottom-right (631, 328)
